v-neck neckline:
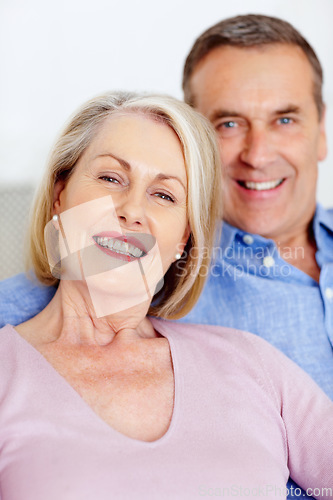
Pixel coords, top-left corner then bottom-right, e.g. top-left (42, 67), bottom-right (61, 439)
top-left (7, 319), bottom-right (182, 446)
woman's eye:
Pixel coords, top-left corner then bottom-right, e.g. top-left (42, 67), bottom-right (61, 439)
top-left (100, 175), bottom-right (120, 184)
top-left (154, 192), bottom-right (175, 203)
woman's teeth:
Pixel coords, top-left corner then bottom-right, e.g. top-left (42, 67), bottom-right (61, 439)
top-left (93, 236), bottom-right (145, 258)
top-left (239, 179), bottom-right (284, 191)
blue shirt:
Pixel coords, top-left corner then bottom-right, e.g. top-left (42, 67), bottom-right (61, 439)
top-left (0, 271), bottom-right (56, 325)
top-left (179, 204), bottom-right (333, 400)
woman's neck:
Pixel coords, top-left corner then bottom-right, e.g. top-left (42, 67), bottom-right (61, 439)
top-left (17, 280), bottom-right (157, 347)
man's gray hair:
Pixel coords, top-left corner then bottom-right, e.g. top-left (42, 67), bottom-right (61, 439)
top-left (183, 14), bottom-right (324, 119)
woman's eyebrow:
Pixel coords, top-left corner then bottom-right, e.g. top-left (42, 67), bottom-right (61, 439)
top-left (154, 173), bottom-right (186, 192)
top-left (94, 153), bottom-right (131, 171)
top-left (94, 153), bottom-right (186, 191)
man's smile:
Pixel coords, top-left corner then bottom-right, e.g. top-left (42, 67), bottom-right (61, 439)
top-left (237, 179), bottom-right (285, 191)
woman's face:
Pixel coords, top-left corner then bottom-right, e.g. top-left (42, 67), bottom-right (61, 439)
top-left (52, 113), bottom-right (190, 316)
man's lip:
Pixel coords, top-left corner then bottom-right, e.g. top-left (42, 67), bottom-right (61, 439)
top-left (235, 178), bottom-right (286, 190)
top-left (231, 178), bottom-right (287, 199)
top-left (92, 231), bottom-right (148, 253)
top-left (235, 178), bottom-right (286, 184)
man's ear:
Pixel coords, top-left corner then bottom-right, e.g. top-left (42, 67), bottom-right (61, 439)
top-left (318, 105), bottom-right (328, 162)
top-left (53, 180), bottom-right (66, 214)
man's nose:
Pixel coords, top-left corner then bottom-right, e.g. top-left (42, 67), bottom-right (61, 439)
top-left (240, 126), bottom-right (276, 169)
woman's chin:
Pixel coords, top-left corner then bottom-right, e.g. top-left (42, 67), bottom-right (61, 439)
top-left (84, 268), bottom-right (155, 318)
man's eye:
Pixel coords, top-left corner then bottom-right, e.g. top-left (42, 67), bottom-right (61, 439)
top-left (221, 121), bottom-right (237, 128)
top-left (278, 117), bottom-right (293, 125)
top-left (154, 192), bottom-right (175, 202)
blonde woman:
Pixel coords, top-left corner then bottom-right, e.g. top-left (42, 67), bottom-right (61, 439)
top-left (0, 92), bottom-right (332, 499)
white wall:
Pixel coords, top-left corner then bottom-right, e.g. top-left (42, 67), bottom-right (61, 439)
top-left (0, 0), bottom-right (332, 206)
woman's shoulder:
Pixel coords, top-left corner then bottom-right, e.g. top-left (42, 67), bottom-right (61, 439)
top-left (0, 324), bottom-right (35, 370)
top-left (150, 317), bottom-right (316, 407)
top-left (0, 323), bottom-right (16, 339)
top-left (152, 317), bottom-right (272, 355)
top-left (0, 325), bottom-right (24, 394)
top-left (151, 317), bottom-right (280, 378)
top-left (0, 323), bottom-right (23, 355)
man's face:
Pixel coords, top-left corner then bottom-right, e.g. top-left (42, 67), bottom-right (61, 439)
top-left (189, 44), bottom-right (327, 242)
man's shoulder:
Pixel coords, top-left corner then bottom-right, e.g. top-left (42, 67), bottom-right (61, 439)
top-left (0, 273), bottom-right (48, 299)
top-left (325, 206), bottom-right (333, 222)
top-left (315, 204), bottom-right (333, 232)
top-left (0, 273), bottom-right (56, 326)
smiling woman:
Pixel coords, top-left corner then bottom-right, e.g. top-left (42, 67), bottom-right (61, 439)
top-left (29, 92), bottom-right (221, 319)
top-left (0, 92), bottom-right (332, 500)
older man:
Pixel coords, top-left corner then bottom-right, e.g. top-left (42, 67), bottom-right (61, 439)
top-left (180, 13), bottom-right (332, 388)
top-left (180, 14), bottom-right (333, 499)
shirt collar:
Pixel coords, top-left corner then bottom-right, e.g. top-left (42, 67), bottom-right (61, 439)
top-left (313, 204), bottom-right (333, 264)
top-left (219, 203), bottom-right (333, 254)
top-left (220, 220), bottom-right (274, 250)
top-left (220, 221), bottom-right (237, 251)
top-left (313, 203), bottom-right (333, 235)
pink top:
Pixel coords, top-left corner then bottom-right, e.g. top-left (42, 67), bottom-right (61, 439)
top-left (0, 319), bottom-right (332, 499)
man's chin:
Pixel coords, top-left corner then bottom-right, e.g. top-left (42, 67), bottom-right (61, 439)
top-left (223, 213), bottom-right (282, 239)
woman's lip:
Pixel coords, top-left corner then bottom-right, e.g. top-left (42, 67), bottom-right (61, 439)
top-left (92, 231), bottom-right (148, 253)
top-left (91, 242), bottom-right (137, 262)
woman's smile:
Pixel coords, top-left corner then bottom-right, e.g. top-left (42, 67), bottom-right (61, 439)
top-left (92, 232), bottom-right (156, 262)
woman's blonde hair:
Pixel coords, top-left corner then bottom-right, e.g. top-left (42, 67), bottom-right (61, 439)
top-left (28, 91), bottom-right (222, 319)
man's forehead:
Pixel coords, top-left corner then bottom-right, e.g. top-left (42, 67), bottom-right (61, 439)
top-left (190, 44), bottom-right (316, 114)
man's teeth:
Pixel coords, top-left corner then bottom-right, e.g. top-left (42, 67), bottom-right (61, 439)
top-left (93, 236), bottom-right (144, 258)
top-left (241, 179), bottom-right (284, 191)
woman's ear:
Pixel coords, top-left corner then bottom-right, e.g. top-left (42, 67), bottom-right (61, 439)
top-left (182, 223), bottom-right (191, 246)
top-left (176, 223), bottom-right (191, 258)
top-left (53, 180), bottom-right (66, 214)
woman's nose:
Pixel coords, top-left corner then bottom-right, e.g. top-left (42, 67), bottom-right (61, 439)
top-left (116, 192), bottom-right (146, 228)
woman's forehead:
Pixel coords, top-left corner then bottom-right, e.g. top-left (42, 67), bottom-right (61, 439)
top-left (81, 112), bottom-right (187, 180)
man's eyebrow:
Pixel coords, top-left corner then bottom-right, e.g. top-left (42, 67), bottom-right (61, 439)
top-left (275, 106), bottom-right (301, 115)
top-left (210, 106), bottom-right (302, 122)
top-left (210, 110), bottom-right (241, 122)
top-left (94, 153), bottom-right (186, 191)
